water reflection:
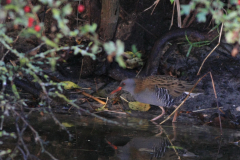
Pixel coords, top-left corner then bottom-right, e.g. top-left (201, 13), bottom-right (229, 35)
top-left (1, 114), bottom-right (240, 160)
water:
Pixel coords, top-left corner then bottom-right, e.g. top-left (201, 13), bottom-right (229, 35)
top-left (1, 113), bottom-right (240, 160)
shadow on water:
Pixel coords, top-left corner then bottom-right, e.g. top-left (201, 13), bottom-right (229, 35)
top-left (2, 114), bottom-right (240, 160)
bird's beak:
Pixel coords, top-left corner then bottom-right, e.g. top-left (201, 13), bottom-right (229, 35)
top-left (111, 86), bottom-right (122, 94)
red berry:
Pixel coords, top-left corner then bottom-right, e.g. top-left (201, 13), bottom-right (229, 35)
top-left (24, 6), bottom-right (31, 13)
top-left (239, 0), bottom-right (240, 5)
top-left (78, 5), bottom-right (85, 13)
top-left (34, 25), bottom-right (41, 32)
top-left (28, 17), bottom-right (34, 27)
top-left (6, 0), bottom-right (11, 4)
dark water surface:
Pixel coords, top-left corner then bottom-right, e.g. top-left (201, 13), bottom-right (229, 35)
top-left (2, 113), bottom-right (240, 160)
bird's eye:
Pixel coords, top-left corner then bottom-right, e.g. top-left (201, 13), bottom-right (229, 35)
top-left (122, 82), bottom-right (126, 86)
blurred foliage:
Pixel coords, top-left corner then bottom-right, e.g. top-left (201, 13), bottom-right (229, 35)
top-left (1, 0), bottom-right (240, 158)
top-left (181, 0), bottom-right (240, 44)
top-left (0, 0), bottom-right (125, 111)
top-left (0, 0), bottom-right (126, 158)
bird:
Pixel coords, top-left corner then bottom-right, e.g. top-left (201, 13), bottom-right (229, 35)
top-left (111, 75), bottom-right (201, 122)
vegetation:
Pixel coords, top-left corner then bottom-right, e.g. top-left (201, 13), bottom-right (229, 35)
top-left (0, 0), bottom-right (239, 159)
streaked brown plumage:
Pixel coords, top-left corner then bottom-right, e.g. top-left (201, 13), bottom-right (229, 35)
top-left (115, 75), bottom-right (200, 122)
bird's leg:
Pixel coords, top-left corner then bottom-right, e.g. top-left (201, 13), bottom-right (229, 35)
top-left (150, 106), bottom-right (165, 121)
top-left (172, 105), bottom-right (178, 123)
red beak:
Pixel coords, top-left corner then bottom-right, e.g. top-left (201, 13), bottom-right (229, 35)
top-left (111, 86), bottom-right (122, 94)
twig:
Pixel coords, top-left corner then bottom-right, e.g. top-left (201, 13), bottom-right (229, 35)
top-left (120, 96), bottom-right (129, 103)
top-left (192, 106), bottom-right (223, 112)
top-left (197, 23), bottom-right (223, 75)
top-left (48, 108), bottom-right (73, 138)
top-left (15, 122), bottom-right (30, 158)
top-left (0, 115), bottom-right (4, 130)
top-left (169, 1), bottom-right (175, 30)
top-left (144, 0), bottom-right (161, 15)
top-left (215, 136), bottom-right (223, 160)
top-left (12, 27), bottom-right (27, 43)
top-left (210, 72), bottom-right (222, 135)
top-left (55, 92), bottom-right (119, 125)
top-left (159, 125), bottom-right (181, 160)
top-left (182, 6), bottom-right (198, 28)
top-left (81, 91), bottom-right (106, 105)
top-left (94, 78), bottom-right (98, 92)
top-left (176, 0), bottom-right (181, 28)
top-left (96, 110), bottom-right (127, 115)
top-left (12, 109), bottom-right (58, 160)
top-left (79, 59), bottom-right (84, 81)
top-left (120, 6), bottom-right (157, 38)
top-left (0, 50), bottom-right (10, 61)
top-left (27, 0), bottom-right (40, 24)
top-left (160, 72), bottom-right (210, 124)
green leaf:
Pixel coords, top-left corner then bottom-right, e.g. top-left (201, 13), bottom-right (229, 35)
top-left (103, 41), bottom-right (115, 55)
top-left (62, 4), bottom-right (72, 16)
top-left (80, 24), bottom-right (98, 34)
top-left (186, 45), bottom-right (192, 57)
top-left (227, 11), bottom-right (238, 20)
top-left (181, 5), bottom-right (191, 15)
top-left (52, 8), bottom-right (60, 20)
top-left (12, 84), bottom-right (20, 99)
top-left (131, 45), bottom-right (137, 53)
top-left (69, 30), bottom-right (79, 36)
top-left (115, 40), bottom-right (124, 56)
top-left (225, 31), bottom-right (235, 43)
top-left (170, 0), bottom-right (175, 4)
top-left (20, 57), bottom-right (29, 66)
top-left (42, 37), bottom-right (58, 48)
top-left (32, 5), bottom-right (41, 13)
top-left (61, 81), bottom-right (81, 90)
top-left (4, 4), bottom-right (18, 11)
top-left (116, 56), bottom-right (126, 68)
top-left (129, 101), bottom-right (151, 111)
top-left (62, 122), bottom-right (74, 128)
top-left (197, 12), bottom-right (207, 22)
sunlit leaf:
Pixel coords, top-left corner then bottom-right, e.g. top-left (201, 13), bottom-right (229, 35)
top-left (61, 81), bottom-right (81, 90)
top-left (62, 122), bottom-right (74, 128)
top-left (96, 104), bottom-right (108, 111)
top-left (129, 102), bottom-right (151, 111)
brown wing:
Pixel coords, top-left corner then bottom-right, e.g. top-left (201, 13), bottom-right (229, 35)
top-left (134, 75), bottom-right (194, 97)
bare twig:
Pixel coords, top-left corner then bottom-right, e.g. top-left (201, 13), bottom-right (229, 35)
top-left (192, 106), bottom-right (223, 112)
top-left (55, 92), bottom-right (119, 125)
top-left (0, 50), bottom-right (10, 61)
top-left (120, 7), bottom-right (157, 38)
top-left (15, 122), bottom-right (30, 158)
top-left (144, 0), bottom-right (161, 15)
top-left (79, 59), bottom-right (84, 80)
top-left (81, 91), bottom-right (106, 105)
top-left (176, 0), bottom-right (181, 28)
top-left (210, 72), bottom-right (222, 135)
top-left (0, 115), bottom-right (4, 130)
top-left (182, 10), bottom-right (198, 28)
top-left (96, 110), bottom-right (127, 115)
top-left (160, 72), bottom-right (210, 124)
top-left (12, 109), bottom-right (58, 160)
top-left (169, 0), bottom-right (181, 30)
top-left (169, 1), bottom-right (175, 30)
top-left (215, 137), bottom-right (223, 160)
top-left (159, 125), bottom-right (181, 160)
top-left (197, 23), bottom-right (223, 75)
